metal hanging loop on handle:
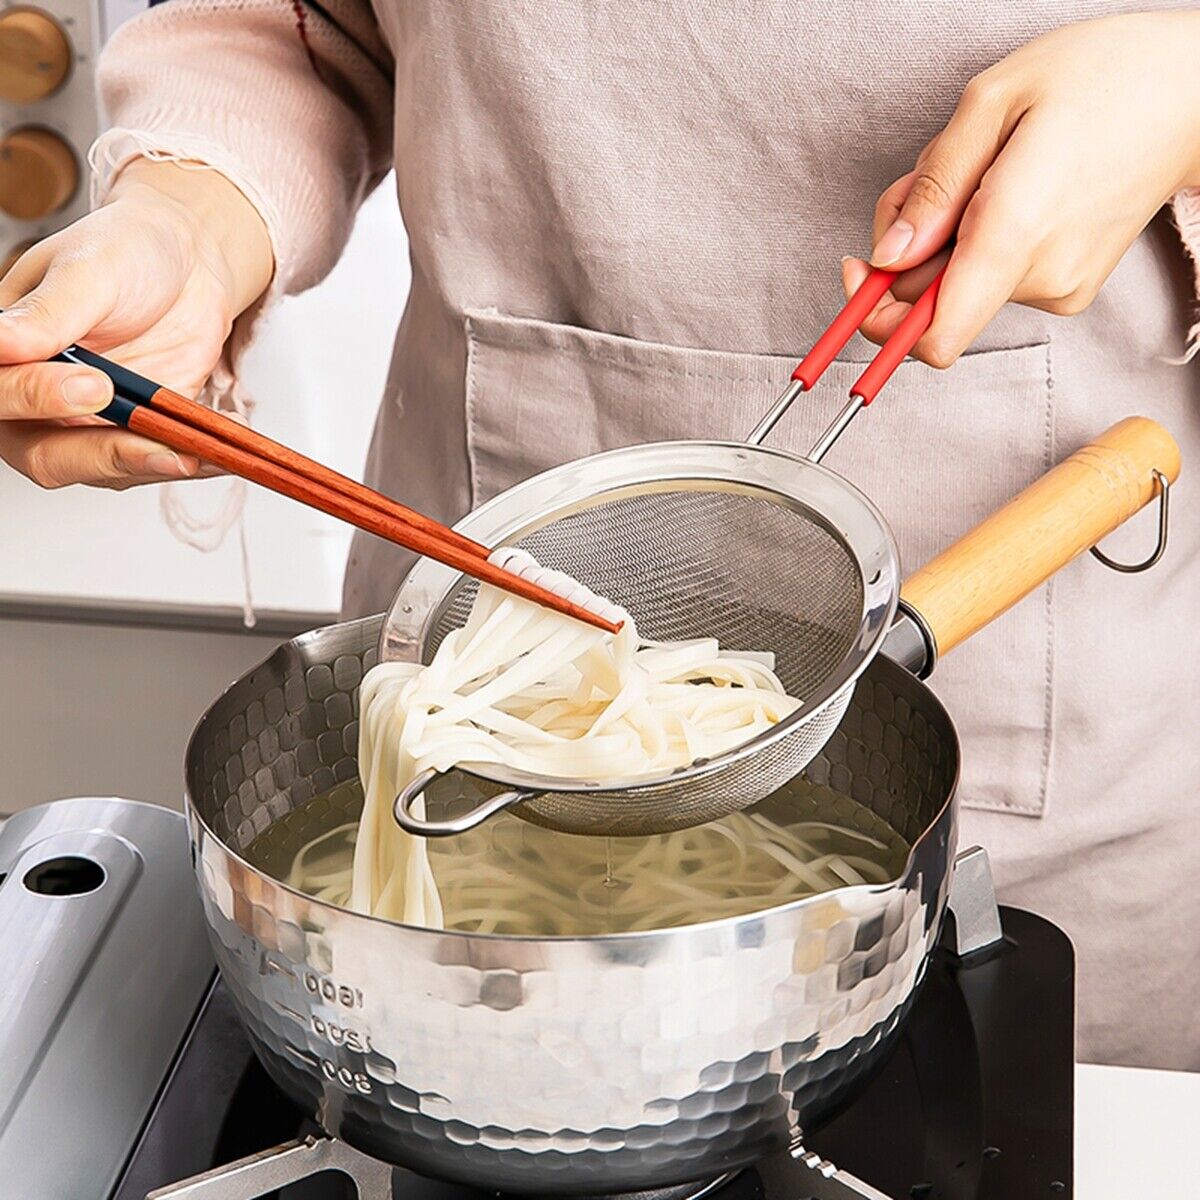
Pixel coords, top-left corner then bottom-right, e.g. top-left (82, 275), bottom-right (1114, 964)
top-left (394, 767), bottom-right (539, 836)
top-left (1089, 469), bottom-right (1170, 574)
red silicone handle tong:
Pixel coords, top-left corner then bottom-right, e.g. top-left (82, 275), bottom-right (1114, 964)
top-left (850, 268), bottom-right (945, 406)
top-left (747, 264), bottom-right (946, 459)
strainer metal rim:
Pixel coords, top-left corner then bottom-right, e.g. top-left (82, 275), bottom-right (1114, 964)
top-left (380, 439), bottom-right (901, 794)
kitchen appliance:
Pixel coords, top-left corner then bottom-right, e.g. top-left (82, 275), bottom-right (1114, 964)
top-left (186, 613), bottom-right (960, 1194)
top-left (122, 893), bottom-right (1074, 1200)
top-left (2, 796), bottom-right (1075, 1200)
top-left (0, 0), bottom-right (146, 272)
top-left (180, 413), bottom-right (1175, 1194)
top-left (383, 271), bottom-right (940, 840)
top-left (0, 796), bottom-right (214, 1199)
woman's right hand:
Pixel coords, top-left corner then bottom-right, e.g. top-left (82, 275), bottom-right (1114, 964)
top-left (0, 158), bottom-right (273, 489)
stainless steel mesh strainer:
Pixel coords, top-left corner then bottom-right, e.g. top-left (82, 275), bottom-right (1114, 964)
top-left (381, 442), bottom-right (899, 836)
top-left (380, 265), bottom-right (1177, 837)
top-left (379, 269), bottom-right (942, 837)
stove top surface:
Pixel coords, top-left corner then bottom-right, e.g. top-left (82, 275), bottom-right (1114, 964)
top-left (113, 907), bottom-right (1073, 1200)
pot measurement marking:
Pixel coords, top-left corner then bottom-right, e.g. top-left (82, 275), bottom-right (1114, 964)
top-left (312, 1013), bottom-right (371, 1054)
top-left (320, 1057), bottom-right (373, 1095)
top-left (303, 970), bottom-right (365, 1009)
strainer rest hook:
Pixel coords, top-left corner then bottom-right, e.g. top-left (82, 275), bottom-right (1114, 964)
top-left (395, 769), bottom-right (532, 837)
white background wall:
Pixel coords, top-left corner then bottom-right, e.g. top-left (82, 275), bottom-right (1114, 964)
top-left (0, 617), bottom-right (284, 814)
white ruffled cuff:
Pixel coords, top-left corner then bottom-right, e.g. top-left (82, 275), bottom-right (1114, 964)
top-left (1171, 186), bottom-right (1200, 361)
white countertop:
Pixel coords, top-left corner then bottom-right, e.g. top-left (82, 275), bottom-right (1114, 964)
top-left (1076, 1063), bottom-right (1200, 1196)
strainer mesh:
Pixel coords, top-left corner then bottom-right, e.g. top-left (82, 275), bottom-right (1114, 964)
top-left (418, 486), bottom-right (866, 834)
top-left (431, 490), bottom-right (860, 687)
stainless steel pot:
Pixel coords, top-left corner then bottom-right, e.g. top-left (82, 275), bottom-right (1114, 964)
top-left (185, 614), bottom-right (956, 1193)
top-left (182, 416), bottom-right (1177, 1194)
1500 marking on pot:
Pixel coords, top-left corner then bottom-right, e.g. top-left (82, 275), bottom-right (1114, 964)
top-left (312, 1013), bottom-right (371, 1053)
top-left (303, 970), bottom-right (365, 1009)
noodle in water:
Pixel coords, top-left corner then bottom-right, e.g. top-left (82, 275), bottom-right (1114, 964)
top-left (281, 798), bottom-right (907, 936)
top-left (343, 580), bottom-right (801, 927)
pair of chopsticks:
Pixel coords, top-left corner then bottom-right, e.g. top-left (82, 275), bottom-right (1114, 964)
top-left (42, 265), bottom-right (942, 636)
top-left (49, 342), bottom-right (622, 635)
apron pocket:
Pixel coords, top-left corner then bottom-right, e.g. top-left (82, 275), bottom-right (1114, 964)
top-left (464, 308), bottom-right (1054, 818)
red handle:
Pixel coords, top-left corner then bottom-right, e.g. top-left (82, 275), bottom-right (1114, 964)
top-left (792, 268), bottom-right (897, 389)
top-left (850, 268), bottom-right (945, 405)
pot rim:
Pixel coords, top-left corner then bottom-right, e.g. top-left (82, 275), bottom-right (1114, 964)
top-left (185, 641), bottom-right (961, 947)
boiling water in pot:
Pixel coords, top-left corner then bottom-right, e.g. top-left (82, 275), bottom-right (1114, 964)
top-left (245, 779), bottom-right (910, 936)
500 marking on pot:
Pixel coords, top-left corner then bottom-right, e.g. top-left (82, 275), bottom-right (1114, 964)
top-left (312, 1014), bottom-right (371, 1053)
top-left (303, 970), bottom-right (365, 1009)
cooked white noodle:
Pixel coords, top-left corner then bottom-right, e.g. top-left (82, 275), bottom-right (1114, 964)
top-left (286, 803), bottom-right (904, 935)
top-left (280, 581), bottom-right (908, 932)
top-left (342, 582), bottom-right (806, 927)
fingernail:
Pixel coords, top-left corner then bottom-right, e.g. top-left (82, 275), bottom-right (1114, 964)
top-left (872, 219), bottom-right (915, 267)
top-left (144, 451), bottom-right (195, 478)
top-left (60, 373), bottom-right (110, 413)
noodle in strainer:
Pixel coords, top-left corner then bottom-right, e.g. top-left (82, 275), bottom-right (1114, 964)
top-left (381, 441), bottom-right (900, 840)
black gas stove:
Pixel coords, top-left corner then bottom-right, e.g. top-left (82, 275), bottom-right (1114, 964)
top-left (113, 906), bottom-right (1073, 1200)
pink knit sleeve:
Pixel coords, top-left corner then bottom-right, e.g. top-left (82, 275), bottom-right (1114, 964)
top-left (1173, 188), bottom-right (1200, 358)
top-left (94, 0), bottom-right (395, 298)
top-left (92, 2), bottom-right (396, 593)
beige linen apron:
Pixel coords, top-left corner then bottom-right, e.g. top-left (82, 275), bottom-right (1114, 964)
top-left (343, 1), bottom-right (1200, 1067)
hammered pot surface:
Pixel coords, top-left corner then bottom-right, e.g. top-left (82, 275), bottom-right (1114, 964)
top-left (184, 616), bottom-right (959, 1193)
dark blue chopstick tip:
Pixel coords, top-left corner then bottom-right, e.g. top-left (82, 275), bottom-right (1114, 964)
top-left (96, 394), bottom-right (139, 427)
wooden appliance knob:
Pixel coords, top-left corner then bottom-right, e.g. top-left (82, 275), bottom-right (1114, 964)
top-left (0, 7), bottom-right (71, 104)
top-left (0, 126), bottom-right (78, 219)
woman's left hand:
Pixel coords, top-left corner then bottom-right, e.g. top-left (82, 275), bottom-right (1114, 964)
top-left (844, 10), bottom-right (1200, 367)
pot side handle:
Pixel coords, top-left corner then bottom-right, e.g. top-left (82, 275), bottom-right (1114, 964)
top-left (900, 416), bottom-right (1180, 660)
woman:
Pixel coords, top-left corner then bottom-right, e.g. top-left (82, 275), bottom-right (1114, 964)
top-left (1, 3), bottom-right (1196, 1066)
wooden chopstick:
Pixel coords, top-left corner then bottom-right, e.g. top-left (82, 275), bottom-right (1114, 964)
top-left (59, 343), bottom-right (488, 561)
top-left (151, 386), bottom-right (491, 562)
top-left (53, 346), bottom-right (621, 635)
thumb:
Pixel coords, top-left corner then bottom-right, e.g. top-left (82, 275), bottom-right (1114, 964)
top-left (871, 74), bottom-right (1019, 271)
top-left (0, 258), bottom-right (115, 365)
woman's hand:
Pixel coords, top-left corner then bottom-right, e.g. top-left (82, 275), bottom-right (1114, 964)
top-left (844, 10), bottom-right (1200, 368)
top-left (0, 159), bottom-right (272, 488)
